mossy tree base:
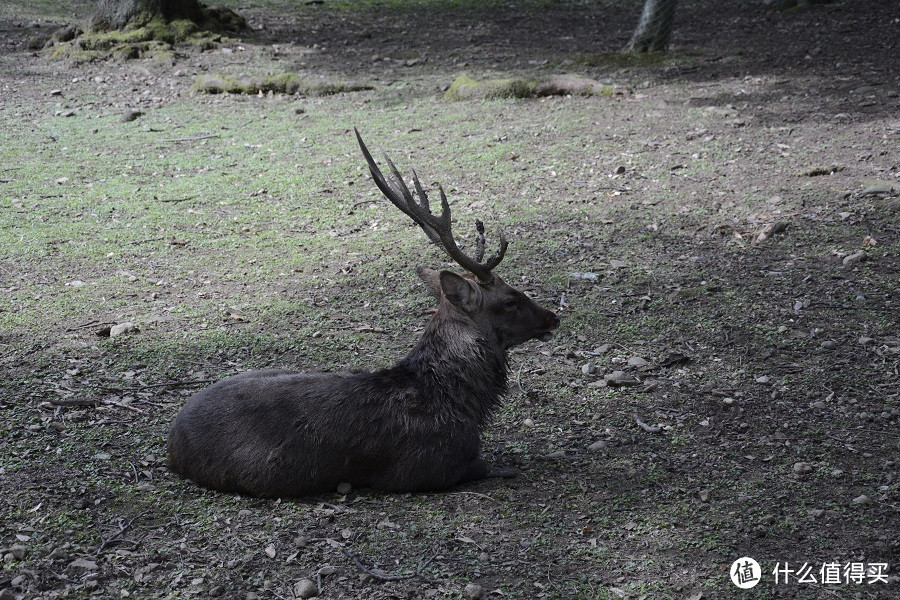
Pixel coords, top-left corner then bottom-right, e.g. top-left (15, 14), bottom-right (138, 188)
top-left (46, 3), bottom-right (246, 63)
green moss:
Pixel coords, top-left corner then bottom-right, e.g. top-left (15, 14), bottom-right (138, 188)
top-left (193, 73), bottom-right (373, 96)
top-left (444, 74), bottom-right (534, 101)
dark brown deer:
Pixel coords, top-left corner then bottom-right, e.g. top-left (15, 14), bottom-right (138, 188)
top-left (166, 130), bottom-right (560, 497)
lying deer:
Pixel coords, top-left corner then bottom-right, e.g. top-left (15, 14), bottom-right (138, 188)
top-left (167, 130), bottom-right (560, 497)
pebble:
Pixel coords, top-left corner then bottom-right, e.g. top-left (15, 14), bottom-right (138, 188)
top-left (604, 371), bottom-right (640, 386)
top-left (293, 579), bottom-right (318, 598)
top-left (820, 340), bottom-right (837, 350)
top-left (477, 551), bottom-right (490, 562)
top-left (0, 589), bottom-right (15, 600)
top-left (722, 397), bottom-right (735, 405)
top-left (851, 494), bottom-right (871, 505)
top-left (208, 586), bottom-right (225, 598)
top-left (8, 546), bottom-right (26, 560)
top-left (842, 251), bottom-right (867, 267)
top-left (582, 363), bottom-right (596, 375)
top-left (627, 356), bottom-right (648, 367)
top-left (465, 583), bottom-right (484, 599)
top-left (858, 336), bottom-right (874, 345)
top-left (793, 462), bottom-right (813, 474)
top-left (523, 418), bottom-right (535, 427)
top-left (588, 440), bottom-right (607, 451)
top-left (109, 322), bottom-right (136, 337)
top-left (336, 482), bottom-right (352, 494)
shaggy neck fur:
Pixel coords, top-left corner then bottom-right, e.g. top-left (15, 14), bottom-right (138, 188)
top-left (400, 302), bottom-right (508, 428)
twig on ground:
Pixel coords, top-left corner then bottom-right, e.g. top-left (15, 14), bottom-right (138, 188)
top-left (515, 362), bottom-right (526, 394)
top-left (159, 196), bottom-right (196, 203)
top-left (447, 491), bottom-right (498, 503)
top-left (351, 198), bottom-right (380, 209)
top-left (66, 320), bottom-right (114, 332)
top-left (49, 397), bottom-right (98, 407)
top-left (160, 133), bottom-right (219, 143)
top-left (633, 413), bottom-right (661, 433)
top-left (341, 548), bottom-right (417, 582)
top-left (96, 509), bottom-right (150, 555)
top-left (103, 399), bottom-right (144, 413)
top-left (100, 379), bottom-right (217, 393)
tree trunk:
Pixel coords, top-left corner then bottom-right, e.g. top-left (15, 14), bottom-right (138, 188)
top-left (625, 0), bottom-right (679, 53)
top-left (89, 0), bottom-right (203, 30)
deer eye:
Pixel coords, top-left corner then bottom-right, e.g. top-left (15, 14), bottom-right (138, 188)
top-left (504, 299), bottom-right (518, 310)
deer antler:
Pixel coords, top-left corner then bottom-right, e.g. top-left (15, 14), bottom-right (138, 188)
top-left (355, 128), bottom-right (508, 284)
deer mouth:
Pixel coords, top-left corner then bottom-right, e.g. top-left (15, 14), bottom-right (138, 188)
top-left (537, 331), bottom-right (554, 342)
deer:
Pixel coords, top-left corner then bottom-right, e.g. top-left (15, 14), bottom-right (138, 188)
top-left (166, 129), bottom-right (560, 497)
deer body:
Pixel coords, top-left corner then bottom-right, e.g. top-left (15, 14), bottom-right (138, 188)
top-left (167, 132), bottom-right (559, 497)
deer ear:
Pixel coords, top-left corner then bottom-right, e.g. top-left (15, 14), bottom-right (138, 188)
top-left (416, 267), bottom-right (442, 299)
top-left (439, 271), bottom-right (480, 312)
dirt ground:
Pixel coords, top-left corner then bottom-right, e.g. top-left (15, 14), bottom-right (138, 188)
top-left (0, 0), bottom-right (898, 599)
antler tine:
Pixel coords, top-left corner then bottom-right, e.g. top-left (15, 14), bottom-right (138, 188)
top-left (354, 129), bottom-right (507, 284)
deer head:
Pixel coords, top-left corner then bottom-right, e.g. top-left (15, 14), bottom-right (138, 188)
top-left (355, 129), bottom-right (559, 350)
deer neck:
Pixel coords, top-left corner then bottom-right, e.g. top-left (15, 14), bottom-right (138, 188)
top-left (402, 306), bottom-right (508, 426)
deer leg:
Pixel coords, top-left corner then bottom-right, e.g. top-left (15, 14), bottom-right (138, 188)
top-left (455, 458), bottom-right (518, 485)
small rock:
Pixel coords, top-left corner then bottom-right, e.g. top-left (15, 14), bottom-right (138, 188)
top-left (49, 89), bottom-right (62, 96)
top-left (0, 589), bottom-right (17, 600)
top-left (317, 565), bottom-right (337, 576)
top-left (604, 371), bottom-right (640, 386)
top-left (808, 509), bottom-right (825, 518)
top-left (208, 585), bottom-right (226, 598)
top-left (722, 397), bottom-right (735, 405)
top-left (793, 462), bottom-right (813, 475)
top-left (755, 375), bottom-right (771, 384)
top-left (120, 108), bottom-right (144, 123)
top-left (293, 579), bottom-right (318, 598)
top-left (858, 336), bottom-right (874, 346)
top-left (851, 494), bottom-right (871, 505)
top-left (582, 363), bottom-right (596, 375)
top-left (609, 259), bottom-right (627, 269)
top-left (820, 340), bottom-right (837, 350)
top-left (523, 418), bottom-right (535, 427)
top-left (336, 482), bottom-right (352, 494)
top-left (48, 546), bottom-right (69, 560)
top-left (627, 356), bottom-right (648, 367)
top-left (842, 251), bottom-right (867, 267)
top-left (68, 557), bottom-right (98, 570)
top-left (545, 450), bottom-right (565, 459)
top-left (569, 272), bottom-right (599, 281)
top-left (594, 344), bottom-right (611, 354)
top-left (477, 551), bottom-right (490, 562)
top-left (699, 489), bottom-right (710, 502)
top-left (264, 545), bottom-right (276, 558)
top-left (465, 583), bottom-right (484, 599)
top-left (109, 322), bottom-right (137, 337)
top-left (8, 546), bottom-right (26, 560)
top-left (588, 440), bottom-right (607, 451)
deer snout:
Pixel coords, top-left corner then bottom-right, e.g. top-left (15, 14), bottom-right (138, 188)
top-left (536, 311), bottom-right (561, 341)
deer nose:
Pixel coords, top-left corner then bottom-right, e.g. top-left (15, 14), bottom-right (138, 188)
top-left (548, 313), bottom-right (561, 329)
